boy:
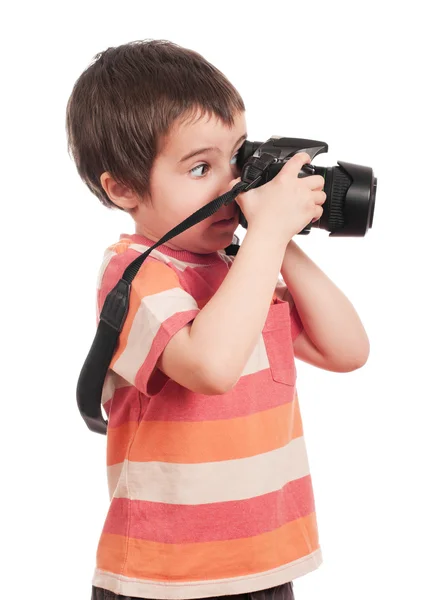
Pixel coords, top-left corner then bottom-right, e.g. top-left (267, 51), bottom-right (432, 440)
top-left (66, 39), bottom-right (369, 600)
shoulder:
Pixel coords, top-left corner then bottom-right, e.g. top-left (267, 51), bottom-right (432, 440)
top-left (98, 237), bottom-right (178, 301)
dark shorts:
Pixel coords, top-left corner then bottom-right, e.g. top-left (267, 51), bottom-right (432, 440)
top-left (91, 581), bottom-right (294, 600)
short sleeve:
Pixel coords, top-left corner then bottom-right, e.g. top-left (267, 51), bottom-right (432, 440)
top-left (107, 259), bottom-right (200, 397)
top-left (274, 277), bottom-right (304, 342)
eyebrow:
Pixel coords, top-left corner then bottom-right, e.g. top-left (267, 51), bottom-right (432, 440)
top-left (178, 133), bottom-right (248, 164)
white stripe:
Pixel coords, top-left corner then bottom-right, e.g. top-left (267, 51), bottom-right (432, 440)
top-left (101, 371), bottom-right (131, 407)
top-left (108, 435), bottom-right (310, 503)
top-left (96, 249), bottom-right (116, 289)
top-left (107, 461), bottom-right (126, 501)
top-left (113, 287), bottom-right (199, 386)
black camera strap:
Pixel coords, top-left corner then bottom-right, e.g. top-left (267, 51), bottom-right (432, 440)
top-left (77, 153), bottom-right (277, 434)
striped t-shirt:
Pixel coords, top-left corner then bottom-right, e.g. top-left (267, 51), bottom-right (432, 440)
top-left (91, 232), bottom-right (322, 599)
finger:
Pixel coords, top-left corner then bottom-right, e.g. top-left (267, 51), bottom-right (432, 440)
top-left (312, 206), bottom-right (324, 222)
top-left (229, 177), bottom-right (243, 195)
top-left (314, 190), bottom-right (327, 204)
top-left (306, 175), bottom-right (325, 191)
top-left (284, 151), bottom-right (312, 173)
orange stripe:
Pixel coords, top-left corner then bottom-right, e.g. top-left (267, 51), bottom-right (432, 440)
top-left (97, 512), bottom-right (319, 581)
top-left (106, 398), bottom-right (303, 466)
top-left (110, 260), bottom-right (182, 370)
top-left (107, 239), bottom-right (132, 254)
top-left (107, 421), bottom-right (139, 466)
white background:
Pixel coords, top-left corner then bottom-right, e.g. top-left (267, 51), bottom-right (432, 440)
top-left (2, 1), bottom-right (443, 599)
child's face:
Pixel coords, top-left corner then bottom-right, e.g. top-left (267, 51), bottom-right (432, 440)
top-left (130, 109), bottom-right (247, 254)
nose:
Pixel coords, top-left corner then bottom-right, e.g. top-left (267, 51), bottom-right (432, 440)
top-left (223, 176), bottom-right (242, 197)
top-left (216, 160), bottom-right (241, 196)
top-left (211, 176), bottom-right (241, 220)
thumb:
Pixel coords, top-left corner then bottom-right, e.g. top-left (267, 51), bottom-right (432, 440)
top-left (228, 177), bottom-right (244, 197)
top-left (282, 152), bottom-right (312, 174)
top-left (230, 177), bottom-right (242, 189)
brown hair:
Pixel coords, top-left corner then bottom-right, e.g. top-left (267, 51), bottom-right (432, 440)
top-left (65, 39), bottom-right (246, 209)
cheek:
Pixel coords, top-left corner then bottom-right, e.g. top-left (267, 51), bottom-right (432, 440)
top-left (185, 186), bottom-right (215, 215)
top-left (167, 175), bottom-right (215, 224)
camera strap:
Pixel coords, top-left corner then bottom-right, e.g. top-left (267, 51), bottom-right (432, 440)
top-left (77, 153), bottom-right (277, 434)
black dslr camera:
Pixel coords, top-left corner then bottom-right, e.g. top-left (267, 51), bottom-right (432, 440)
top-left (238, 136), bottom-right (376, 234)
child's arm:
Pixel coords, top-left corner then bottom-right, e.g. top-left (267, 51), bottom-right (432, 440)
top-left (157, 226), bottom-right (288, 394)
top-left (281, 239), bottom-right (370, 371)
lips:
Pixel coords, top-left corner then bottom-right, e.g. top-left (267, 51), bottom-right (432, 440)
top-left (215, 217), bottom-right (233, 223)
top-left (213, 209), bottom-right (238, 224)
top-left (213, 216), bottom-right (234, 224)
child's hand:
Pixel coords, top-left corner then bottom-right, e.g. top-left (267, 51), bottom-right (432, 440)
top-left (234, 152), bottom-right (326, 242)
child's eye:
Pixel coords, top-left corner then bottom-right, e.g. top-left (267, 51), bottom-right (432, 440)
top-left (190, 163), bottom-right (209, 177)
top-left (190, 153), bottom-right (239, 178)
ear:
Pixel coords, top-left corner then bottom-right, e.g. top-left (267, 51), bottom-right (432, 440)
top-left (100, 172), bottom-right (139, 210)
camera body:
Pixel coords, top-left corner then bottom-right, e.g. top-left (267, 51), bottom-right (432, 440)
top-left (235, 136), bottom-right (377, 237)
